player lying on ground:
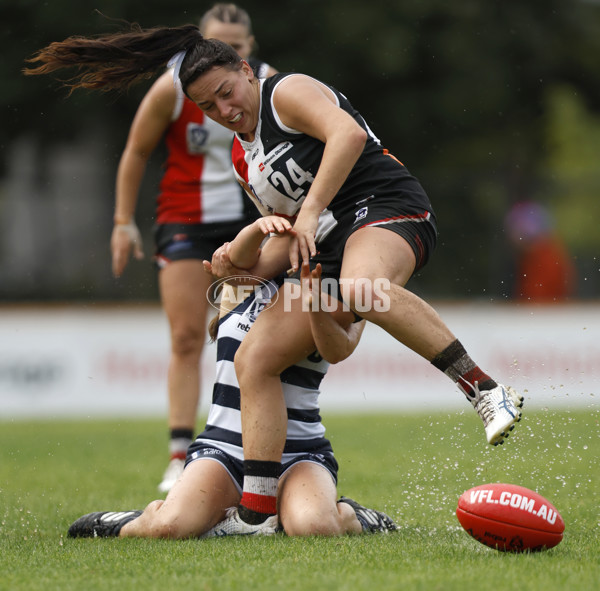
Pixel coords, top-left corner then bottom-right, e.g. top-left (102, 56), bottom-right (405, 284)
top-left (68, 221), bottom-right (396, 538)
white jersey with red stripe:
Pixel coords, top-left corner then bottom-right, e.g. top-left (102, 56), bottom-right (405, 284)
top-left (157, 90), bottom-right (244, 225)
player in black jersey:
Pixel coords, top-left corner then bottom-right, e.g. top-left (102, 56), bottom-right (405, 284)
top-left (26, 22), bottom-right (523, 536)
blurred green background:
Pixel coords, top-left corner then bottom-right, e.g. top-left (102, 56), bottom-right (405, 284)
top-left (2, 0), bottom-right (599, 302)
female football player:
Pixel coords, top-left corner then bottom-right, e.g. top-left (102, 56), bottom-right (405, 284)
top-left (25, 22), bottom-right (523, 535)
top-left (67, 221), bottom-right (395, 539)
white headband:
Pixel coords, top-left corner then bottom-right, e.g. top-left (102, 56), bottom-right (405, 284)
top-left (167, 50), bottom-right (187, 92)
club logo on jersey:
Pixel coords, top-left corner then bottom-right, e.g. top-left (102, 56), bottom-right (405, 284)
top-left (236, 288), bottom-right (276, 332)
top-left (186, 123), bottom-right (209, 154)
top-left (241, 296), bottom-right (269, 325)
top-left (354, 206), bottom-right (368, 222)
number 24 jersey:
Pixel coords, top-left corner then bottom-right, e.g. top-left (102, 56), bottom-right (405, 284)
top-left (231, 73), bottom-right (424, 242)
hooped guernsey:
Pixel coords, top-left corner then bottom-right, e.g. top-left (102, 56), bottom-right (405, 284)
top-left (192, 276), bottom-right (334, 462)
top-left (231, 73), bottom-right (435, 244)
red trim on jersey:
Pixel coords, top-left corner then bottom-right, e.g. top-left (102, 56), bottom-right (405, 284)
top-left (382, 148), bottom-right (404, 166)
top-left (232, 137), bottom-right (249, 184)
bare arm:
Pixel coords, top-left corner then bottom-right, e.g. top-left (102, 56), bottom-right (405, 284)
top-left (273, 75), bottom-right (368, 270)
top-left (228, 216), bottom-right (295, 268)
top-left (302, 263), bottom-right (366, 364)
top-left (111, 71), bottom-right (175, 277)
top-left (203, 216), bottom-right (296, 281)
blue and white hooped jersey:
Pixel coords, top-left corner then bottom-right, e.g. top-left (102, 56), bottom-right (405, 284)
top-left (194, 277), bottom-right (333, 462)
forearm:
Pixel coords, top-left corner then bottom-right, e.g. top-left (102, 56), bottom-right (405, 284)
top-left (228, 234), bottom-right (291, 280)
top-left (289, 126), bottom-right (367, 270)
top-left (228, 216), bottom-right (295, 278)
top-left (309, 312), bottom-right (365, 364)
top-left (302, 128), bottom-right (366, 214)
top-left (245, 235), bottom-right (292, 279)
top-left (114, 149), bottom-right (148, 223)
top-left (227, 222), bottom-right (268, 269)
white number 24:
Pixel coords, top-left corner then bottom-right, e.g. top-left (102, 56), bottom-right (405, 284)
top-left (269, 158), bottom-right (314, 200)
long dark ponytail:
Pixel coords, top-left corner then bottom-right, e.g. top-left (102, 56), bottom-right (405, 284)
top-left (23, 22), bottom-right (242, 95)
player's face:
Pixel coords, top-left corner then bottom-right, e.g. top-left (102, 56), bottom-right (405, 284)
top-left (202, 20), bottom-right (254, 59)
top-left (187, 63), bottom-right (259, 138)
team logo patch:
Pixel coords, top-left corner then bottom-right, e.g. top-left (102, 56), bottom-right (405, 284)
top-left (354, 206), bottom-right (368, 222)
top-left (186, 123), bottom-right (209, 154)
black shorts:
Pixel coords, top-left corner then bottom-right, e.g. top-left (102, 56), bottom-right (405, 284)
top-left (185, 442), bottom-right (339, 493)
top-left (314, 197), bottom-right (438, 281)
top-left (153, 220), bottom-right (254, 268)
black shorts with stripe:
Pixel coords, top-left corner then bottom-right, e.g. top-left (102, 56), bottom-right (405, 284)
top-left (153, 218), bottom-right (257, 269)
top-left (314, 191), bottom-right (438, 280)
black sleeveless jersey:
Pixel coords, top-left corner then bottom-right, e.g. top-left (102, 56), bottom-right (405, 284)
top-left (232, 73), bottom-right (434, 242)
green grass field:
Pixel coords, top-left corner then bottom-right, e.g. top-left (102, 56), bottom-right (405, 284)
top-left (1, 407), bottom-right (598, 591)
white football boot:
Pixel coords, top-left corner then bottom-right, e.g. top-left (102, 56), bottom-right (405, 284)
top-left (468, 383), bottom-right (523, 445)
top-left (201, 507), bottom-right (279, 538)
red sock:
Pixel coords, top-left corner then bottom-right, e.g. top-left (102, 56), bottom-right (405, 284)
top-left (238, 460), bottom-right (280, 524)
top-left (431, 340), bottom-right (497, 398)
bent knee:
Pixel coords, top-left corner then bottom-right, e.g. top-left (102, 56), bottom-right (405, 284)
top-left (234, 340), bottom-right (278, 381)
top-left (282, 510), bottom-right (344, 537)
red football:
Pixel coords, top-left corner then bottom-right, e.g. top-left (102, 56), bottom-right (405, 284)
top-left (456, 483), bottom-right (565, 552)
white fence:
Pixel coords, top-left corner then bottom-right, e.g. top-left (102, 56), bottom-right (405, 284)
top-left (1, 303), bottom-right (598, 418)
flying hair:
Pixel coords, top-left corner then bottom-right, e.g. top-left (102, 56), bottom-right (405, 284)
top-left (23, 19), bottom-right (242, 96)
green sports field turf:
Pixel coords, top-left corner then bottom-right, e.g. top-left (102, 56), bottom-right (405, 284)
top-left (1, 407), bottom-right (598, 591)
